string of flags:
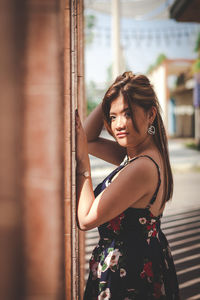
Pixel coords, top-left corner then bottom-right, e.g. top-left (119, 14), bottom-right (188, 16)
top-left (85, 22), bottom-right (200, 47)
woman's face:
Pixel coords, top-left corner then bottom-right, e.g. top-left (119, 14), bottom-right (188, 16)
top-left (109, 93), bottom-right (152, 148)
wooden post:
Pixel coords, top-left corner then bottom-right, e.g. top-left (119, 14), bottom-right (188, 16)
top-left (77, 0), bottom-right (86, 297)
top-left (0, 0), bottom-right (65, 299)
top-left (22, 1), bottom-right (65, 299)
top-left (64, 0), bottom-right (85, 299)
top-left (0, 1), bottom-right (25, 299)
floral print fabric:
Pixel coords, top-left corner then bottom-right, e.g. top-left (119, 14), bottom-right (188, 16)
top-left (83, 157), bottom-right (180, 300)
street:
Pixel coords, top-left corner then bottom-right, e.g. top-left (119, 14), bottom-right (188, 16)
top-left (85, 138), bottom-right (200, 299)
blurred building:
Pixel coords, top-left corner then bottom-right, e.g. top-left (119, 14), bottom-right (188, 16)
top-left (170, 0), bottom-right (200, 145)
top-left (170, 72), bottom-right (195, 137)
top-left (148, 59), bottom-right (194, 137)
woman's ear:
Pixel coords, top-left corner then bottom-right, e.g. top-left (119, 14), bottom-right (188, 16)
top-left (149, 106), bottom-right (157, 123)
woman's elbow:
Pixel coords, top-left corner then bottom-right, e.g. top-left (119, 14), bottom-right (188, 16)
top-left (77, 218), bottom-right (90, 231)
top-left (77, 216), bottom-right (96, 231)
top-left (77, 222), bottom-right (88, 231)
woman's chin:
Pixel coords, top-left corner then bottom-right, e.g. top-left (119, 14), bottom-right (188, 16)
top-left (117, 139), bottom-right (128, 147)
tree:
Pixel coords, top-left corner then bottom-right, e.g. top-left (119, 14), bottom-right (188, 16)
top-left (84, 13), bottom-right (96, 46)
top-left (193, 32), bottom-right (200, 73)
top-left (146, 53), bottom-right (167, 74)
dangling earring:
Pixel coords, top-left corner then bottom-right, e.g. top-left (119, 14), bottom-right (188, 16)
top-left (148, 124), bottom-right (155, 135)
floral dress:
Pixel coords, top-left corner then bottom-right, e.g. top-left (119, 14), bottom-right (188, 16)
top-left (83, 155), bottom-right (180, 300)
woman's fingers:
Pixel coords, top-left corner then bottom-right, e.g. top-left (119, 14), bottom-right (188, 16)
top-left (75, 109), bottom-right (89, 163)
top-left (75, 109), bottom-right (80, 128)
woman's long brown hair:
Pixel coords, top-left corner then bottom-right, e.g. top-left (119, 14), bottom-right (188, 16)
top-left (102, 71), bottom-right (173, 208)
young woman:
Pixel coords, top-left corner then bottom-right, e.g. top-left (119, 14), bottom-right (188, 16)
top-left (76, 71), bottom-right (180, 300)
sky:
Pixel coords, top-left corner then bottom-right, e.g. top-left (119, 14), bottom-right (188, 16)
top-left (85, 9), bottom-right (200, 85)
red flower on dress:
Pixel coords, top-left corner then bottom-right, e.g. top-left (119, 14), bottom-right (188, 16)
top-left (147, 223), bottom-right (156, 230)
top-left (89, 257), bottom-right (96, 269)
top-left (152, 230), bottom-right (157, 237)
top-left (107, 213), bottom-right (125, 232)
top-left (147, 225), bottom-right (152, 231)
top-left (143, 261), bottom-right (153, 277)
top-left (140, 260), bottom-right (154, 281)
top-left (153, 282), bottom-right (163, 299)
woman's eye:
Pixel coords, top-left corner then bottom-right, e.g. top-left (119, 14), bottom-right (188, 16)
top-left (125, 111), bottom-right (131, 118)
top-left (110, 115), bottom-right (116, 121)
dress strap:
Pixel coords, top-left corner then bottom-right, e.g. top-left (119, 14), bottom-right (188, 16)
top-left (126, 155), bottom-right (161, 207)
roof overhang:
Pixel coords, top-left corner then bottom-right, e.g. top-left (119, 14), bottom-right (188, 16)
top-left (166, 59), bottom-right (195, 76)
top-left (170, 0), bottom-right (200, 22)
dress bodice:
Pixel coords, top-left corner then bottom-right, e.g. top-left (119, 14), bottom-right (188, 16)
top-left (94, 155), bottom-right (162, 241)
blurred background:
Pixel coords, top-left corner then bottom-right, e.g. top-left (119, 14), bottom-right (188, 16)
top-left (0, 0), bottom-right (199, 299)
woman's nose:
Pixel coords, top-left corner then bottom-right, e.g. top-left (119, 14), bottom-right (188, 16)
top-left (116, 116), bottom-right (126, 130)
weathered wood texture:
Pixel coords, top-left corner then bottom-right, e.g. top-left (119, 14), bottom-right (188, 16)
top-left (0, 1), bottom-right (25, 299)
top-left (64, 0), bottom-right (85, 299)
top-left (77, 1), bottom-right (86, 297)
top-left (21, 1), bottom-right (65, 299)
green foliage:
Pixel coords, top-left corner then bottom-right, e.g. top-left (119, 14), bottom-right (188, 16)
top-left (86, 14), bottom-right (96, 29)
top-left (86, 80), bottom-right (101, 115)
top-left (194, 32), bottom-right (200, 53)
top-left (146, 53), bottom-right (167, 74)
top-left (146, 64), bottom-right (154, 74)
top-left (156, 53), bottom-right (167, 65)
top-left (185, 141), bottom-right (200, 151)
top-left (84, 14), bottom-right (96, 46)
top-left (87, 100), bottom-right (97, 115)
top-left (192, 58), bottom-right (200, 73)
top-left (106, 64), bottom-right (113, 87)
top-left (192, 33), bottom-right (200, 73)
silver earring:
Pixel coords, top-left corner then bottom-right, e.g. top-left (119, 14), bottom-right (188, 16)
top-left (148, 125), bottom-right (155, 135)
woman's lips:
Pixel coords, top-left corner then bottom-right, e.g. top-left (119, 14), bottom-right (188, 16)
top-left (116, 132), bottom-right (128, 138)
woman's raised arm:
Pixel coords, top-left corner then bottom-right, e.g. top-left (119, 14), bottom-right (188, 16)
top-left (83, 102), bottom-right (104, 142)
top-left (83, 103), bottom-right (126, 165)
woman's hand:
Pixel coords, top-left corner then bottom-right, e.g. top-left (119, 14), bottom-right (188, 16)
top-left (75, 109), bottom-right (90, 171)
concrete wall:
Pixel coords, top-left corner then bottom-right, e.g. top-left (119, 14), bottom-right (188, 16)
top-left (148, 64), bottom-right (168, 130)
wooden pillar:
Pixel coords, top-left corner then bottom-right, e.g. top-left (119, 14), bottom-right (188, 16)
top-left (77, 1), bottom-right (86, 298)
top-left (64, 0), bottom-right (85, 299)
top-left (22, 1), bottom-right (65, 299)
top-left (0, 0), bottom-right (85, 298)
top-left (0, 1), bottom-right (25, 299)
top-left (0, 0), bottom-right (65, 299)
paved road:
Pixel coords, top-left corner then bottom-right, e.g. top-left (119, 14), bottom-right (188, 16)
top-left (85, 139), bottom-right (200, 299)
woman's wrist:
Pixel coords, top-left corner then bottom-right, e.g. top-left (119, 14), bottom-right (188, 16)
top-left (76, 159), bottom-right (90, 175)
top-left (77, 170), bottom-right (90, 178)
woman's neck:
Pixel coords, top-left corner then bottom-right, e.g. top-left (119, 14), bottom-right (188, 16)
top-left (126, 135), bottom-right (155, 160)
